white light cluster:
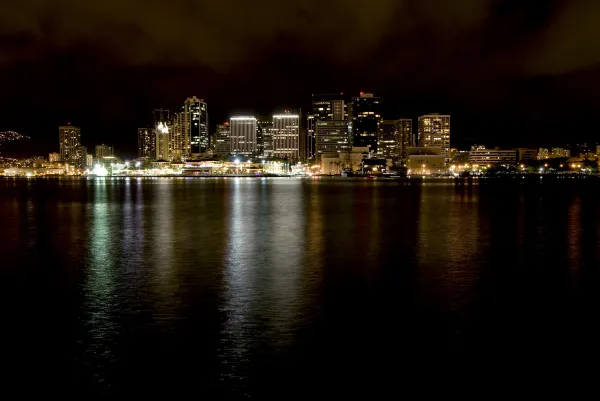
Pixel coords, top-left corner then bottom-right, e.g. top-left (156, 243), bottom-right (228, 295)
top-left (230, 116), bottom-right (257, 120)
top-left (157, 122), bottom-right (169, 134)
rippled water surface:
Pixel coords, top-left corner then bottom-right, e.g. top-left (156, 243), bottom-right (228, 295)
top-left (1, 177), bottom-right (600, 397)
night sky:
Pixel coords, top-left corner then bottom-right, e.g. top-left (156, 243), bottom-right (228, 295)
top-left (1, 0), bottom-right (599, 157)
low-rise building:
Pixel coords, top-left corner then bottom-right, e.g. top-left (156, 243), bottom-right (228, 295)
top-left (551, 147), bottom-right (570, 158)
top-left (320, 147), bottom-right (370, 175)
top-left (518, 148), bottom-right (538, 162)
top-left (469, 149), bottom-right (517, 165)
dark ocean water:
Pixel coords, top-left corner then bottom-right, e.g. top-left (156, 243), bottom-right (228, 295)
top-left (1, 177), bottom-right (600, 397)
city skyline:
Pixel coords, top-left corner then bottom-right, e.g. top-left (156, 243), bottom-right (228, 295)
top-left (2, 2), bottom-right (600, 157)
top-left (1, 88), bottom-right (598, 159)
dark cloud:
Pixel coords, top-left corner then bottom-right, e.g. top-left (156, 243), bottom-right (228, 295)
top-left (1, 0), bottom-right (600, 155)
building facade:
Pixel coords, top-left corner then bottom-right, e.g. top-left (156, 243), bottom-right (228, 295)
top-left (258, 117), bottom-right (274, 157)
top-left (184, 97), bottom-right (208, 155)
top-left (49, 152), bottom-right (60, 162)
top-left (230, 116), bottom-right (257, 155)
top-left (306, 114), bottom-right (316, 160)
top-left (315, 120), bottom-right (349, 157)
top-left (395, 118), bottom-right (413, 160)
top-left (551, 147), bottom-right (570, 158)
top-left (138, 128), bottom-right (156, 159)
top-left (418, 114), bottom-right (451, 159)
top-left (155, 121), bottom-right (170, 160)
top-left (215, 123), bottom-right (231, 157)
top-left (312, 94), bottom-right (346, 121)
top-left (378, 120), bottom-right (398, 159)
top-left (95, 144), bottom-right (113, 159)
top-left (171, 112), bottom-right (187, 160)
top-left (517, 148), bottom-right (538, 162)
top-left (469, 149), bottom-right (517, 164)
top-left (352, 93), bottom-right (382, 153)
top-left (59, 125), bottom-right (82, 165)
top-left (272, 113), bottom-right (300, 160)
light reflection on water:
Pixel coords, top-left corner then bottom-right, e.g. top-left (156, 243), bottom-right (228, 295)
top-left (0, 178), bottom-right (599, 396)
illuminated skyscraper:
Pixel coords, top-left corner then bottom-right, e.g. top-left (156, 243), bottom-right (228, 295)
top-left (395, 118), bottom-right (413, 160)
top-left (378, 121), bottom-right (398, 158)
top-left (272, 113), bottom-right (300, 160)
top-left (310, 94), bottom-right (348, 160)
top-left (418, 114), bottom-right (451, 159)
top-left (312, 94), bottom-right (346, 121)
top-left (49, 152), bottom-right (60, 162)
top-left (215, 123), bottom-right (231, 157)
top-left (316, 120), bottom-right (349, 156)
top-left (138, 128), bottom-right (155, 159)
top-left (230, 116), bottom-right (257, 155)
top-left (307, 114), bottom-right (316, 159)
top-left (258, 116), bottom-right (274, 157)
top-left (171, 97), bottom-right (208, 159)
top-left (171, 112), bottom-right (187, 160)
top-left (352, 93), bottom-right (382, 153)
top-left (185, 97), bottom-right (208, 155)
top-left (59, 124), bottom-right (81, 165)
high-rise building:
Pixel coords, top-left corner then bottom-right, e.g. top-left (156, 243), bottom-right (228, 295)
top-left (155, 121), bottom-right (170, 161)
top-left (347, 102), bottom-right (353, 139)
top-left (306, 114), bottom-right (316, 160)
top-left (230, 116), bottom-right (257, 155)
top-left (171, 112), bottom-right (186, 161)
top-left (310, 94), bottom-right (348, 160)
top-left (395, 119), bottom-right (413, 160)
top-left (86, 154), bottom-right (93, 168)
top-left (256, 122), bottom-right (264, 156)
top-left (272, 113), bottom-right (300, 160)
top-left (378, 121), bottom-right (398, 159)
top-left (352, 93), bottom-right (382, 153)
top-left (184, 97), bottom-right (208, 155)
top-left (258, 116), bottom-right (274, 157)
top-left (49, 152), bottom-right (60, 162)
top-left (78, 146), bottom-right (88, 168)
top-left (59, 124), bottom-right (81, 165)
top-left (312, 94), bottom-right (346, 121)
top-left (597, 145), bottom-right (600, 157)
top-left (138, 128), bottom-right (156, 159)
top-left (315, 120), bottom-right (349, 156)
top-left (538, 148), bottom-right (549, 160)
top-left (215, 123), bottom-right (231, 157)
top-left (418, 114), bottom-right (451, 159)
top-left (95, 144), bottom-right (113, 159)
top-left (298, 110), bottom-right (309, 162)
top-left (170, 97), bottom-right (208, 159)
